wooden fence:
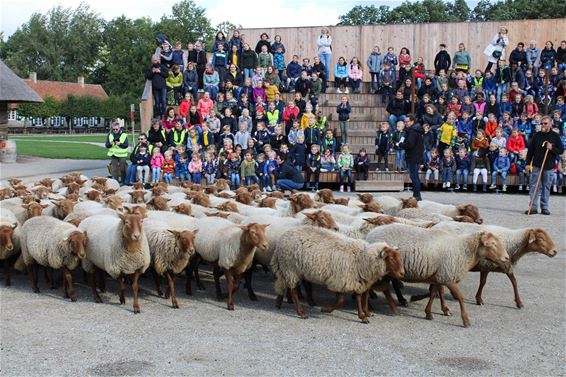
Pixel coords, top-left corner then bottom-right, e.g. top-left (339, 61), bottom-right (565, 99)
top-left (240, 19), bottom-right (565, 80)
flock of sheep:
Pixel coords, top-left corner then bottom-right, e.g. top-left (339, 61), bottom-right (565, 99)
top-left (0, 174), bottom-right (558, 326)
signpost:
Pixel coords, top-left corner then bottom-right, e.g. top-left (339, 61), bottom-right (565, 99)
top-left (130, 104), bottom-right (135, 151)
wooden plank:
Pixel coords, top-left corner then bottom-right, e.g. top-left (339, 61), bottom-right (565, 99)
top-left (355, 180), bottom-right (404, 192)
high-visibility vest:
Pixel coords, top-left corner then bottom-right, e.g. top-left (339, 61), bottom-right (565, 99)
top-left (266, 110), bottom-right (279, 126)
top-left (172, 129), bottom-right (188, 146)
top-left (107, 132), bottom-right (129, 158)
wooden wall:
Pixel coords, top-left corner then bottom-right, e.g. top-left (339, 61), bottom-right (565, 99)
top-left (240, 19), bottom-right (565, 80)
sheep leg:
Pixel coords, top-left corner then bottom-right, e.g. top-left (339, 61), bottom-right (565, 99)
top-left (410, 284), bottom-right (433, 302)
top-left (391, 278), bottom-right (408, 307)
top-left (132, 271), bottom-right (141, 314)
top-left (437, 286), bottom-right (452, 316)
top-left (362, 290), bottom-right (372, 318)
top-left (355, 293), bottom-right (369, 323)
top-left (303, 281), bottom-right (316, 307)
top-left (62, 267), bottom-right (76, 302)
top-left (166, 271), bottom-right (179, 309)
top-left (275, 294), bottom-right (284, 309)
top-left (26, 262), bottom-right (40, 293)
top-left (424, 285), bottom-right (438, 320)
top-left (119, 275), bottom-right (126, 305)
top-left (446, 283), bottom-right (470, 327)
top-left (506, 272), bottom-right (523, 309)
top-left (194, 265), bottom-right (206, 291)
top-left (185, 254), bottom-right (202, 296)
top-left (244, 268), bottom-right (258, 301)
top-left (97, 269), bottom-right (106, 293)
top-left (475, 270), bottom-right (489, 306)
top-left (4, 257), bottom-right (12, 286)
top-left (225, 270), bottom-right (235, 311)
top-left (88, 271), bottom-right (102, 303)
top-left (213, 263), bottom-right (225, 300)
top-left (44, 267), bottom-right (55, 289)
top-left (232, 273), bottom-right (241, 294)
top-left (151, 268), bottom-right (164, 297)
top-left (321, 293), bottom-right (345, 314)
top-left (290, 287), bottom-right (307, 319)
top-left (382, 288), bottom-right (398, 314)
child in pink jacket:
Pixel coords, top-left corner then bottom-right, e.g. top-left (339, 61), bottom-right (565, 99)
top-left (348, 57), bottom-right (363, 93)
top-left (150, 148), bottom-right (164, 184)
top-left (188, 152), bottom-right (203, 184)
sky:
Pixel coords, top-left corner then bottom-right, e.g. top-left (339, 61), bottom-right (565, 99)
top-left (0, 0), bottom-right (406, 39)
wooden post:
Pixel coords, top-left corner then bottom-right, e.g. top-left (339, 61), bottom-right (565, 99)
top-left (544, 68), bottom-right (550, 115)
top-left (130, 104), bottom-right (136, 151)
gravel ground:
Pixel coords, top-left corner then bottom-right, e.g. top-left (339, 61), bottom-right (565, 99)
top-left (1, 191), bottom-right (565, 376)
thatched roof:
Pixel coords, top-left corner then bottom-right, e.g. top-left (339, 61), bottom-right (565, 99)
top-left (0, 60), bottom-right (43, 103)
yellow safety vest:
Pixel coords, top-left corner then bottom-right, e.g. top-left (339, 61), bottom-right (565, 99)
top-left (172, 129), bottom-right (188, 145)
top-left (266, 110), bottom-right (279, 126)
top-left (107, 132), bottom-right (129, 158)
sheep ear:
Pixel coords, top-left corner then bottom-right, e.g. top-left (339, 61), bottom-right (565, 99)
top-left (11, 223), bottom-right (17, 229)
top-left (168, 229), bottom-right (180, 237)
top-left (303, 212), bottom-right (316, 220)
top-left (528, 229), bottom-right (537, 244)
top-left (191, 229), bottom-right (199, 236)
top-left (41, 204), bottom-right (49, 209)
top-left (358, 204), bottom-right (365, 209)
top-left (479, 231), bottom-right (491, 245)
top-left (362, 217), bottom-right (371, 222)
top-left (379, 249), bottom-right (386, 258)
top-left (63, 236), bottom-right (68, 241)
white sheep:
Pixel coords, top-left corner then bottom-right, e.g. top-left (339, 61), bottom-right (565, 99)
top-left (366, 223), bottom-right (509, 327)
top-left (394, 207), bottom-right (455, 223)
top-left (418, 200), bottom-right (483, 224)
top-left (144, 218), bottom-right (198, 308)
top-left (187, 217), bottom-right (269, 310)
top-left (0, 209), bottom-right (21, 286)
top-left (320, 203), bottom-right (363, 216)
top-left (373, 195), bottom-right (418, 215)
top-left (433, 222), bottom-right (558, 308)
top-left (272, 226), bottom-right (404, 323)
top-left (19, 216), bottom-right (87, 301)
top-left (79, 212), bottom-right (150, 313)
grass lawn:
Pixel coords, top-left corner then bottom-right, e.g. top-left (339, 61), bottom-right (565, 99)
top-left (11, 134), bottom-right (134, 143)
top-left (14, 139), bottom-right (109, 160)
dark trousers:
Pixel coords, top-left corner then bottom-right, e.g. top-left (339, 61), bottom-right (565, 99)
top-left (355, 164), bottom-right (369, 180)
top-left (152, 87), bottom-right (167, 117)
top-left (305, 168), bottom-right (320, 186)
top-left (408, 161), bottom-right (422, 200)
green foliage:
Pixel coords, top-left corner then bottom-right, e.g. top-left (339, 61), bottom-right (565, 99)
top-left (338, 0), bottom-right (563, 25)
top-left (16, 95), bottom-right (131, 120)
top-left (18, 96), bottom-right (61, 118)
top-left (155, 0), bottom-right (213, 46)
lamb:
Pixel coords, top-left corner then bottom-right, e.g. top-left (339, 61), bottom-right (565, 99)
top-left (186, 217), bottom-right (269, 310)
top-left (19, 216), bottom-right (87, 301)
top-left (366, 224), bottom-right (509, 327)
top-left (79, 212), bottom-right (150, 313)
top-left (239, 210), bottom-right (339, 300)
top-left (0, 209), bottom-right (20, 285)
top-left (144, 218), bottom-right (197, 308)
top-left (272, 227), bottom-right (404, 323)
top-left (433, 222), bottom-right (557, 308)
top-left (418, 200), bottom-right (483, 224)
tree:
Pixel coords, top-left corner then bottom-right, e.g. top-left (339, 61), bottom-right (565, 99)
top-left (155, 0), bottom-right (213, 47)
top-left (2, 3), bottom-right (103, 82)
top-left (337, 5), bottom-right (392, 25)
top-left (448, 0), bottom-right (471, 21)
top-left (18, 96), bottom-right (61, 118)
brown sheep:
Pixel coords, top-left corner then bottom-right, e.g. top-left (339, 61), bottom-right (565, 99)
top-left (357, 193), bottom-right (374, 204)
top-left (334, 198), bottom-right (350, 206)
top-left (215, 179), bottom-right (230, 191)
top-left (172, 204), bottom-right (192, 216)
top-left (105, 195), bottom-right (124, 210)
top-left (22, 202), bottom-right (49, 219)
top-left (235, 192), bottom-right (253, 205)
top-left (289, 193), bottom-right (315, 215)
top-left (249, 189), bottom-right (262, 200)
top-left (268, 191), bottom-right (285, 199)
top-left (66, 182), bottom-right (81, 195)
top-left (38, 178), bottom-right (55, 188)
top-left (457, 204), bottom-right (483, 224)
top-left (21, 195), bottom-right (36, 204)
top-left (401, 197), bottom-right (418, 209)
top-left (0, 188), bottom-right (13, 200)
top-left (8, 178), bottom-right (23, 187)
top-left (131, 182), bottom-right (144, 190)
top-left (216, 202), bottom-right (239, 213)
top-left (85, 190), bottom-right (103, 202)
top-left (129, 191), bottom-right (147, 204)
top-left (359, 202), bottom-right (384, 213)
top-left (315, 189), bottom-right (335, 204)
top-left (192, 192), bottom-right (211, 208)
top-left (148, 197), bottom-right (171, 211)
top-left (53, 199), bottom-right (77, 219)
top-left (33, 187), bottom-right (51, 200)
top-left (216, 192), bottom-right (234, 199)
top-left (151, 186), bottom-right (167, 197)
top-left (257, 197), bottom-right (277, 209)
top-left (248, 183), bottom-right (260, 192)
top-left (91, 177), bottom-right (108, 186)
top-left (204, 186), bottom-right (218, 195)
top-left (104, 188), bottom-right (118, 196)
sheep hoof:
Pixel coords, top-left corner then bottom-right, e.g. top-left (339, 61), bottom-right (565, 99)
top-left (227, 304), bottom-right (234, 311)
top-left (360, 317), bottom-right (370, 324)
top-left (463, 321), bottom-right (471, 328)
top-left (133, 307), bottom-right (141, 314)
top-left (442, 308), bottom-right (452, 316)
top-left (248, 293), bottom-right (258, 301)
top-left (33, 288), bottom-right (40, 294)
top-left (120, 298), bottom-right (126, 305)
top-left (172, 303), bottom-right (179, 309)
top-left (475, 297), bottom-right (484, 305)
top-left (156, 290), bottom-right (164, 297)
top-left (164, 292), bottom-right (170, 299)
top-left (425, 313), bottom-right (434, 320)
top-left (516, 302), bottom-right (524, 309)
top-left (70, 296), bottom-right (77, 302)
top-left (94, 296), bottom-right (103, 303)
top-left (398, 299), bottom-right (408, 307)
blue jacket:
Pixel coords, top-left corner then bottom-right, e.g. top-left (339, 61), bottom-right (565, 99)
top-left (212, 51), bottom-right (227, 68)
top-left (493, 155), bottom-right (510, 172)
top-left (291, 143), bottom-right (307, 167)
top-left (455, 154), bottom-right (471, 171)
top-left (286, 61), bottom-right (302, 79)
top-left (383, 52), bottom-right (398, 68)
top-left (334, 64), bottom-right (348, 78)
top-left (336, 102), bottom-right (351, 121)
top-left (172, 50), bottom-right (185, 66)
top-left (263, 159), bottom-right (279, 175)
top-left (457, 119), bottom-right (473, 139)
top-left (367, 52), bottom-right (383, 73)
top-left (516, 120), bottom-right (532, 136)
top-left (499, 102), bottom-right (513, 119)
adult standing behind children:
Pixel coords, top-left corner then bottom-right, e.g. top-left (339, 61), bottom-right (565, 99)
top-left (399, 115), bottom-right (424, 201)
top-left (484, 26), bottom-right (509, 72)
top-left (525, 115), bottom-right (563, 215)
top-left (434, 44), bottom-right (451, 76)
top-left (316, 27), bottom-right (332, 81)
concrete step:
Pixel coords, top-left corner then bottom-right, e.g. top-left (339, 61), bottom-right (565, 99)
top-left (355, 179), bottom-right (404, 192)
top-left (321, 106), bottom-right (387, 121)
top-left (328, 120), bottom-right (379, 130)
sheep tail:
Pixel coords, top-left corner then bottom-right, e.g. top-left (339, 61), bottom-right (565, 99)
top-left (13, 254), bottom-right (25, 272)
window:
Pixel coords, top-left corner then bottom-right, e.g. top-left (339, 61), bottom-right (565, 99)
top-left (8, 110), bottom-right (17, 121)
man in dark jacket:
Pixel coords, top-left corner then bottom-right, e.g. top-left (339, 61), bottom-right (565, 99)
top-left (509, 42), bottom-right (528, 70)
top-left (399, 115), bottom-right (424, 201)
top-left (146, 54), bottom-right (169, 117)
top-left (434, 44), bottom-right (451, 75)
top-left (386, 90), bottom-right (409, 130)
top-left (274, 154), bottom-right (304, 191)
top-left (525, 116), bottom-right (564, 215)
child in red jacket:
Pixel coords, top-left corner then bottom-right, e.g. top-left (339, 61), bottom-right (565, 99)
top-left (506, 128), bottom-right (525, 163)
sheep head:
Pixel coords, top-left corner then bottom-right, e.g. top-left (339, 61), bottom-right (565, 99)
top-left (235, 187), bottom-right (248, 195)
top-left (257, 197), bottom-right (277, 209)
top-left (204, 185), bottom-right (218, 195)
top-left (123, 205), bottom-right (148, 218)
top-left (129, 190), bottom-right (147, 204)
top-left (235, 192), bottom-right (253, 205)
top-left (172, 203), bottom-right (192, 216)
top-left (66, 231), bottom-right (87, 259)
top-left (268, 191), bottom-right (285, 199)
top-left (457, 204), bottom-right (482, 224)
top-left (401, 197), bottom-right (418, 209)
top-left (66, 218), bottom-right (83, 227)
top-left (54, 199), bottom-right (76, 219)
top-left (315, 189), bottom-right (334, 204)
top-left (91, 177), bottom-right (108, 186)
top-left (65, 193), bottom-right (80, 202)
top-left (240, 223), bottom-right (269, 251)
top-left (381, 245), bottom-right (404, 280)
top-left (192, 192), bottom-right (211, 208)
top-left (104, 188), bottom-right (118, 196)
top-left (215, 179), bottom-right (230, 191)
top-left (90, 183), bottom-right (105, 192)
top-left (334, 198), bottom-right (349, 206)
top-left (8, 178), bottom-right (22, 187)
top-left (359, 202), bottom-right (383, 213)
top-left (303, 210), bottom-right (339, 231)
top-left (85, 190), bottom-right (103, 202)
top-left (289, 193), bottom-right (315, 214)
top-left (216, 202), bottom-right (239, 213)
top-left (15, 189), bottom-right (31, 197)
top-left (117, 213), bottom-right (145, 253)
top-left (478, 232), bottom-right (509, 268)
top-left (33, 186), bottom-right (51, 199)
top-left (38, 177), bottom-right (55, 188)
top-left (22, 202), bottom-right (48, 218)
top-left (191, 184), bottom-right (202, 192)
top-left (151, 186), bottom-right (167, 197)
top-left (215, 192), bottom-right (234, 199)
top-left (249, 189), bottom-right (262, 200)
top-left (527, 228), bottom-right (557, 258)
top-left (148, 196), bottom-right (170, 211)
top-left (66, 182), bottom-right (81, 195)
top-left (181, 181), bottom-right (193, 189)
top-left (248, 183), bottom-right (260, 192)
top-left (452, 215), bottom-right (476, 223)
top-left (168, 229), bottom-right (198, 257)
top-left (21, 195), bottom-right (36, 204)
top-left (0, 188), bottom-right (13, 200)
top-left (364, 215), bottom-right (395, 226)
top-left (357, 193), bottom-right (374, 204)
top-left (105, 195), bottom-right (124, 210)
top-left (0, 223), bottom-right (17, 253)
top-left (132, 182), bottom-right (145, 190)
top-left (205, 211), bottom-right (229, 218)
